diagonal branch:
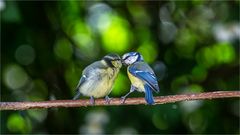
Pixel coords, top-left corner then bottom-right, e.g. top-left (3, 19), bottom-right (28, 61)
top-left (0, 91), bottom-right (239, 110)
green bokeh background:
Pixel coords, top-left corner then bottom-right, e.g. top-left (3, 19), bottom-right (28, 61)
top-left (1, 1), bottom-right (239, 134)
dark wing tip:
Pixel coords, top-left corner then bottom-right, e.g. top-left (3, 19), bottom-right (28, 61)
top-left (155, 86), bottom-right (160, 93)
top-left (73, 92), bottom-right (81, 100)
top-left (152, 84), bottom-right (160, 93)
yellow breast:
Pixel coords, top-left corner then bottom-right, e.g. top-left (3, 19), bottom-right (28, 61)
top-left (127, 69), bottom-right (145, 92)
top-left (80, 67), bottom-right (119, 98)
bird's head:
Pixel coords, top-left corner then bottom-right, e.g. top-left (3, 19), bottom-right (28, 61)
top-left (103, 53), bottom-right (122, 68)
top-left (121, 52), bottom-right (144, 66)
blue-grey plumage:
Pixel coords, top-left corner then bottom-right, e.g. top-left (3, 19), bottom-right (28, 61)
top-left (128, 62), bottom-right (160, 93)
top-left (73, 53), bottom-right (122, 104)
top-left (121, 52), bottom-right (159, 105)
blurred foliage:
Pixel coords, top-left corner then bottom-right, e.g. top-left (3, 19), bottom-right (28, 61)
top-left (1, 0), bottom-right (239, 134)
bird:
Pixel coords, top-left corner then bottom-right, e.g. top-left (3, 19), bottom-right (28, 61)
top-left (73, 53), bottom-right (122, 105)
top-left (121, 52), bottom-right (159, 105)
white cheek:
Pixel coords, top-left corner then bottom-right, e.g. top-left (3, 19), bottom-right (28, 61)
top-left (126, 57), bottom-right (135, 64)
top-left (130, 56), bottom-right (137, 63)
top-left (125, 59), bottom-right (131, 64)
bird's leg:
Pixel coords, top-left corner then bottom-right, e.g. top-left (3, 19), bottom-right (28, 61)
top-left (121, 85), bottom-right (136, 104)
top-left (105, 95), bottom-right (112, 104)
top-left (90, 96), bottom-right (95, 105)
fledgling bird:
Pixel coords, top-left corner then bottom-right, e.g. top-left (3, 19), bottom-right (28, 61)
top-left (121, 52), bottom-right (160, 105)
top-left (73, 53), bottom-right (122, 104)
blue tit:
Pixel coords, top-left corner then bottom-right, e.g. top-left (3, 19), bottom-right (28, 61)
top-left (121, 52), bottom-right (159, 105)
top-left (73, 53), bottom-right (122, 104)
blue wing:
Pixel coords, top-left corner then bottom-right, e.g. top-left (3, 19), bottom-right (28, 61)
top-left (129, 62), bottom-right (160, 93)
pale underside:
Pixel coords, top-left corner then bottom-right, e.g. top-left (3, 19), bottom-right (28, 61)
top-left (79, 68), bottom-right (119, 98)
top-left (127, 70), bottom-right (145, 92)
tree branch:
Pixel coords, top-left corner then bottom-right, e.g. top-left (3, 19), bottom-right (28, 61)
top-left (0, 91), bottom-right (239, 110)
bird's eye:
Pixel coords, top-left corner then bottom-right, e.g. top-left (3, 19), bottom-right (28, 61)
top-left (123, 55), bottom-right (130, 61)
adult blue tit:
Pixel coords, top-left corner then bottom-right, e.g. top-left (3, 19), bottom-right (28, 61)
top-left (121, 52), bottom-right (159, 105)
top-left (73, 53), bottom-right (122, 104)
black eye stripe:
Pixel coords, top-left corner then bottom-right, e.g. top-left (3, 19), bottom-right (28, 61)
top-left (123, 54), bottom-right (139, 61)
top-left (123, 55), bottom-right (131, 60)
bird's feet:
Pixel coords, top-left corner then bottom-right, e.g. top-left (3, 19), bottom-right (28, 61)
top-left (105, 96), bottom-right (112, 104)
top-left (120, 96), bottom-right (126, 104)
top-left (90, 96), bottom-right (95, 105)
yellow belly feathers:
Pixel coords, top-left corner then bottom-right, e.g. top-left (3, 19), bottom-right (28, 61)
top-left (127, 69), bottom-right (145, 92)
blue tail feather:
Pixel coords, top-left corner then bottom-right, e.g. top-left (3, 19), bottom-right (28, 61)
top-left (144, 84), bottom-right (154, 105)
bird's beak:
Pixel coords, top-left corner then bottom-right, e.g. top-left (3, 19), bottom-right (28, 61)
top-left (121, 59), bottom-right (127, 66)
top-left (121, 59), bottom-right (124, 63)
